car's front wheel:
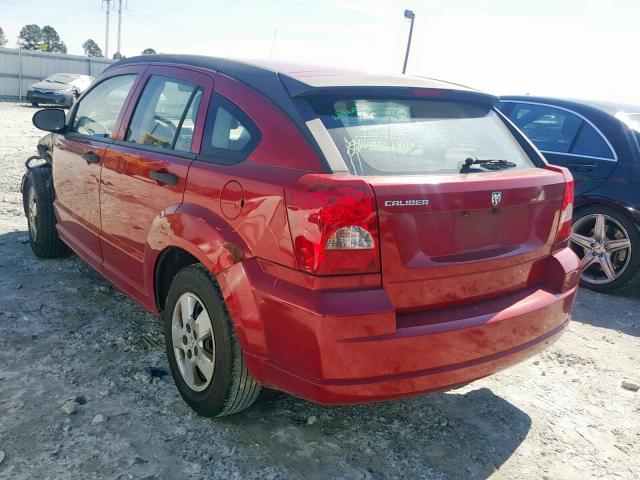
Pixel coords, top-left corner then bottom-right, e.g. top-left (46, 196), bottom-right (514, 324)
top-left (23, 167), bottom-right (69, 258)
top-left (569, 206), bottom-right (640, 292)
top-left (163, 264), bottom-right (261, 417)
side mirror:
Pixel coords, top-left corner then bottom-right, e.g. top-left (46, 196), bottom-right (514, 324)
top-left (32, 108), bottom-right (67, 133)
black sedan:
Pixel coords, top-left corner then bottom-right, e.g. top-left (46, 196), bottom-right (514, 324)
top-left (26, 73), bottom-right (93, 108)
top-left (498, 96), bottom-right (640, 292)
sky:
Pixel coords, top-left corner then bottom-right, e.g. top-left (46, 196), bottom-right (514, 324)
top-left (1, 0), bottom-right (639, 105)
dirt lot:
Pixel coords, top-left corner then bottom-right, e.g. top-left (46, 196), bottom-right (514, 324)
top-left (0, 100), bottom-right (638, 480)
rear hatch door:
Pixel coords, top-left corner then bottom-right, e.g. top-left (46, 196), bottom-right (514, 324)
top-left (304, 91), bottom-right (566, 310)
top-left (368, 170), bottom-right (565, 310)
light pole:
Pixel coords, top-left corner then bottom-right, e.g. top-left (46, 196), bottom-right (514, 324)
top-left (402, 9), bottom-right (415, 74)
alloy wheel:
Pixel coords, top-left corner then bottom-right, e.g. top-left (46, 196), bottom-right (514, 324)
top-left (171, 292), bottom-right (216, 392)
top-left (28, 185), bottom-right (38, 240)
top-left (569, 213), bottom-right (632, 284)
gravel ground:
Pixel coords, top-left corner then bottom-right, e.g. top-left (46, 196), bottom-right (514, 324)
top-left (0, 100), bottom-right (639, 480)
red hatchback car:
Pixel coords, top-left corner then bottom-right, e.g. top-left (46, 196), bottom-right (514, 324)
top-left (24, 55), bottom-right (580, 417)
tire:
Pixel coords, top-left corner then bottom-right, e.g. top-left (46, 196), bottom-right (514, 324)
top-left (31, 102), bottom-right (39, 107)
top-left (162, 264), bottom-right (261, 417)
top-left (23, 167), bottom-right (69, 258)
top-left (570, 205), bottom-right (640, 293)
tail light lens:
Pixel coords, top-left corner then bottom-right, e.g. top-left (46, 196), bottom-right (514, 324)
top-left (546, 165), bottom-right (574, 246)
top-left (285, 175), bottom-right (380, 275)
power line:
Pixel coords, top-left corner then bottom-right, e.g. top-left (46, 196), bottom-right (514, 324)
top-left (124, 9), bottom-right (239, 49)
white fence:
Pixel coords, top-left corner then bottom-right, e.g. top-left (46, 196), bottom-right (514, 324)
top-left (0, 47), bottom-right (114, 100)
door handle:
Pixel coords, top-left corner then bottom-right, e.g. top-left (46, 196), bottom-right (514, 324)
top-left (150, 171), bottom-right (179, 186)
top-left (569, 163), bottom-right (597, 172)
top-left (82, 151), bottom-right (101, 164)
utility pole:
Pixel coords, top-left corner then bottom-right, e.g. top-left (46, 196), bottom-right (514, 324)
top-left (103, 0), bottom-right (111, 58)
top-left (116, 0), bottom-right (123, 57)
top-left (402, 9), bottom-right (415, 74)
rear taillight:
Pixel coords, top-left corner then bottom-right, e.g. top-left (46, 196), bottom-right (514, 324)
top-left (546, 165), bottom-right (574, 245)
top-left (285, 175), bottom-right (380, 275)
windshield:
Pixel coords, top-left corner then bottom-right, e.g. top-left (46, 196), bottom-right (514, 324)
top-left (45, 74), bottom-right (79, 84)
top-left (310, 97), bottom-right (535, 175)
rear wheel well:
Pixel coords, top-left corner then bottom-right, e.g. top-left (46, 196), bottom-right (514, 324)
top-left (574, 201), bottom-right (640, 232)
top-left (155, 247), bottom-right (200, 312)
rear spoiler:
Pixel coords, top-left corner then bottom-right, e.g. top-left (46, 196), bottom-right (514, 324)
top-left (279, 74), bottom-right (498, 107)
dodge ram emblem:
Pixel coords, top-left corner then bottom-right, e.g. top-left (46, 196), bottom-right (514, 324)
top-left (491, 192), bottom-right (502, 207)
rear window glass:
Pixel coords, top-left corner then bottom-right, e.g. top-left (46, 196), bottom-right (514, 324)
top-left (310, 98), bottom-right (535, 175)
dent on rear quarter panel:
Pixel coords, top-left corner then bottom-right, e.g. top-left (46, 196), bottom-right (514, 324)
top-left (145, 204), bottom-right (250, 277)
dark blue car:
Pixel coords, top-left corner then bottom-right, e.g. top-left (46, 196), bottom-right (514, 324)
top-left (498, 96), bottom-right (640, 292)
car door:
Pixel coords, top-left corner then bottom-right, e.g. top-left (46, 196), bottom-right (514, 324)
top-left (501, 101), bottom-right (617, 195)
top-left (99, 66), bottom-right (213, 305)
top-left (53, 71), bottom-right (140, 270)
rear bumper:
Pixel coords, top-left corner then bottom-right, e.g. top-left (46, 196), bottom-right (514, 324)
top-left (218, 248), bottom-right (580, 404)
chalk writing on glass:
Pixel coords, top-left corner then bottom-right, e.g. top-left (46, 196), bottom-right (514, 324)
top-left (333, 109), bottom-right (409, 121)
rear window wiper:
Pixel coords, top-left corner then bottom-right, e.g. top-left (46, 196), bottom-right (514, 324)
top-left (461, 157), bottom-right (517, 173)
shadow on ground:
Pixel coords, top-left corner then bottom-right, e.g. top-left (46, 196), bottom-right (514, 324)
top-left (224, 387), bottom-right (531, 479)
top-left (571, 286), bottom-right (640, 337)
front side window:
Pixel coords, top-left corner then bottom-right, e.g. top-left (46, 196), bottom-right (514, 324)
top-left (71, 75), bottom-right (136, 138)
top-left (126, 75), bottom-right (203, 152)
top-left (310, 97), bottom-right (534, 175)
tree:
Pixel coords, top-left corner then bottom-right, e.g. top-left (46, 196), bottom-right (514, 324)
top-left (142, 48), bottom-right (157, 55)
top-left (41, 25), bottom-right (67, 53)
top-left (0, 27), bottom-right (7, 48)
top-left (112, 52), bottom-right (126, 60)
top-left (17, 24), bottom-right (42, 50)
top-left (82, 39), bottom-right (103, 57)
top-left (17, 24), bottom-right (67, 53)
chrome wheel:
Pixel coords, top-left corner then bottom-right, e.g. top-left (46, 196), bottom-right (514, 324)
top-left (570, 213), bottom-right (632, 284)
top-left (171, 292), bottom-right (215, 392)
top-left (28, 185), bottom-right (38, 240)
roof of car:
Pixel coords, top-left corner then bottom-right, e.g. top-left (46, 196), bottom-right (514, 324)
top-left (107, 54), bottom-right (494, 173)
top-left (500, 95), bottom-right (640, 116)
top-left (109, 54), bottom-right (482, 95)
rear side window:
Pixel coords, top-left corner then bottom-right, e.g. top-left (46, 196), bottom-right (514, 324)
top-left (509, 103), bottom-right (581, 153)
top-left (71, 75), bottom-right (136, 139)
top-left (310, 98), bottom-right (534, 175)
top-left (572, 123), bottom-right (613, 158)
top-left (199, 94), bottom-right (261, 164)
top-left (126, 75), bottom-right (202, 152)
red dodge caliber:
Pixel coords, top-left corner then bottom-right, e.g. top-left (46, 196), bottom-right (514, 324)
top-left (24, 55), bottom-right (580, 416)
